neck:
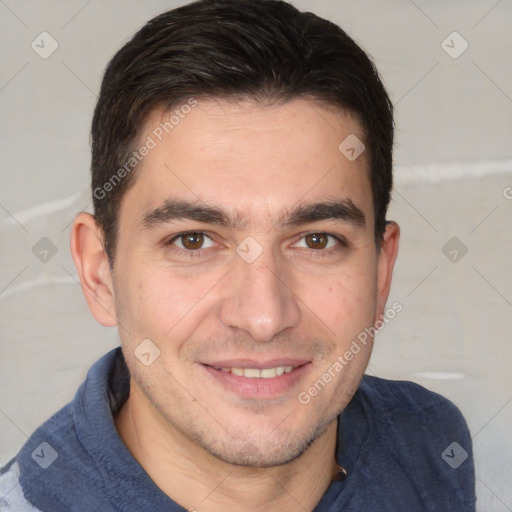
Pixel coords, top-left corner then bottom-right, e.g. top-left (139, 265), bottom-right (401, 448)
top-left (115, 380), bottom-right (340, 512)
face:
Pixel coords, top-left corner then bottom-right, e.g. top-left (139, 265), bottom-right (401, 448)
top-left (102, 98), bottom-right (397, 467)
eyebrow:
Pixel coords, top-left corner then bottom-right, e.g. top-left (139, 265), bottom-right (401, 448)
top-left (141, 198), bottom-right (366, 231)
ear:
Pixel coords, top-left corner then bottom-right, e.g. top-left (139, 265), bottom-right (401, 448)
top-left (70, 212), bottom-right (117, 327)
top-left (375, 221), bottom-right (400, 321)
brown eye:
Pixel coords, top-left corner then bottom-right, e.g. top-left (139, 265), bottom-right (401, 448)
top-left (173, 232), bottom-right (210, 250)
top-left (182, 232), bottom-right (204, 249)
top-left (304, 233), bottom-right (328, 249)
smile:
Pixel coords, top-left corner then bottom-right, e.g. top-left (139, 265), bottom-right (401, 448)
top-left (217, 366), bottom-right (295, 378)
top-left (202, 361), bottom-right (311, 399)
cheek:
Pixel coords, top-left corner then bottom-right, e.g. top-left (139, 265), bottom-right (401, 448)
top-left (312, 266), bottom-right (378, 340)
top-left (113, 262), bottom-right (220, 343)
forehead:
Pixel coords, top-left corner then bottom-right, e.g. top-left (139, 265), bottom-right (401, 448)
top-left (120, 97), bottom-right (372, 227)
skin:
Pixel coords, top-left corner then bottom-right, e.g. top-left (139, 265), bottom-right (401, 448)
top-left (71, 97), bottom-right (399, 511)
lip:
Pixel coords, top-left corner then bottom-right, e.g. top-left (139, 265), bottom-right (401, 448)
top-left (201, 360), bottom-right (312, 399)
top-left (204, 358), bottom-right (310, 369)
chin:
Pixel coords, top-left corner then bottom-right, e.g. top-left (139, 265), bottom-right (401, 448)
top-left (199, 415), bottom-right (334, 469)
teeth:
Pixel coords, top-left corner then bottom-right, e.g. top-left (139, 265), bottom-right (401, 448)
top-left (219, 366), bottom-right (296, 378)
top-left (244, 368), bottom-right (261, 378)
top-left (260, 368), bottom-right (277, 378)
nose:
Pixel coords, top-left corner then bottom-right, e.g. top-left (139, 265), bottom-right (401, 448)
top-left (219, 246), bottom-right (302, 343)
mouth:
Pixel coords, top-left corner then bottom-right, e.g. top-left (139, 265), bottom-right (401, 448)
top-left (216, 365), bottom-right (296, 378)
top-left (201, 359), bottom-right (311, 399)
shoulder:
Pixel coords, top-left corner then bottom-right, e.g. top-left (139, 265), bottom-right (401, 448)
top-left (355, 374), bottom-right (473, 451)
top-left (347, 375), bottom-right (476, 509)
top-left (0, 459), bottom-right (43, 511)
top-left (7, 349), bottom-right (125, 512)
top-left (357, 374), bottom-right (467, 423)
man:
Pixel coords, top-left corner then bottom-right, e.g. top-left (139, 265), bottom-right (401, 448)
top-left (0, 0), bottom-right (476, 510)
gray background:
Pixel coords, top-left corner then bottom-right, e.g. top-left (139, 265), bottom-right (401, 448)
top-left (0, 1), bottom-right (511, 510)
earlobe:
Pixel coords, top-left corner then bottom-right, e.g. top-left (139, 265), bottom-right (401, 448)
top-left (375, 221), bottom-right (400, 320)
top-left (70, 212), bottom-right (118, 327)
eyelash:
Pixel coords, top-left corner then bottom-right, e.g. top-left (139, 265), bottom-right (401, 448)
top-left (293, 232), bottom-right (347, 252)
top-left (166, 231), bottom-right (348, 258)
top-left (165, 232), bottom-right (215, 258)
